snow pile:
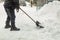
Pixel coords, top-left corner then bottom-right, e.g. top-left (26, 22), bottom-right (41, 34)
top-left (37, 1), bottom-right (60, 30)
top-left (36, 1), bottom-right (60, 40)
top-left (38, 1), bottom-right (60, 20)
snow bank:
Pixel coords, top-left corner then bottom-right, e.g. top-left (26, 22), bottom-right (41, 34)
top-left (36, 1), bottom-right (60, 40)
top-left (38, 1), bottom-right (60, 20)
top-left (37, 1), bottom-right (60, 28)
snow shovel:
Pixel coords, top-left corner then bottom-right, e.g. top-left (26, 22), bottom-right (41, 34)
top-left (19, 7), bottom-right (44, 28)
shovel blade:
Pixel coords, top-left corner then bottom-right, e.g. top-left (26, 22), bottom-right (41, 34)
top-left (36, 21), bottom-right (44, 28)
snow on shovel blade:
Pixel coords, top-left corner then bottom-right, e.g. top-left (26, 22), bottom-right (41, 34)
top-left (35, 21), bottom-right (44, 28)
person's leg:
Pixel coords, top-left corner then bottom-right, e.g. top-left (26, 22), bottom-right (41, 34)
top-left (10, 9), bottom-right (15, 28)
top-left (9, 9), bottom-right (20, 31)
top-left (6, 16), bottom-right (10, 25)
top-left (5, 16), bottom-right (11, 28)
top-left (4, 7), bottom-right (11, 28)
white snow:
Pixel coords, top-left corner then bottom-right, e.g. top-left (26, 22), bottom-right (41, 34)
top-left (0, 1), bottom-right (60, 40)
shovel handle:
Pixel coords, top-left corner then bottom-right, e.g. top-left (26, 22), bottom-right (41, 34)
top-left (19, 7), bottom-right (36, 23)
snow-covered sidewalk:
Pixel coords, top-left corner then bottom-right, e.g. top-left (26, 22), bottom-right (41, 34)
top-left (0, 1), bottom-right (60, 40)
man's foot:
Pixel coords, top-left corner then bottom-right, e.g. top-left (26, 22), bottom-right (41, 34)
top-left (10, 27), bottom-right (20, 31)
top-left (5, 25), bottom-right (11, 29)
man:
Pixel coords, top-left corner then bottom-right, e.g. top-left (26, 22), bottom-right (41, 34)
top-left (4, 0), bottom-right (20, 31)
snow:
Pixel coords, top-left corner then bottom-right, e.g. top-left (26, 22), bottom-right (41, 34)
top-left (0, 1), bottom-right (60, 40)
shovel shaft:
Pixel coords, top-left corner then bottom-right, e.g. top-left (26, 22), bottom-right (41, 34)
top-left (19, 8), bottom-right (44, 28)
top-left (19, 8), bottom-right (36, 23)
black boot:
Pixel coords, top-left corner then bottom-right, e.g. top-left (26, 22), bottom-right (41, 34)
top-left (10, 27), bottom-right (20, 31)
top-left (5, 24), bottom-right (11, 29)
top-left (10, 25), bottom-right (20, 31)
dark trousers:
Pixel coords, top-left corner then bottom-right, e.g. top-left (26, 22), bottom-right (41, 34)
top-left (4, 7), bottom-right (16, 27)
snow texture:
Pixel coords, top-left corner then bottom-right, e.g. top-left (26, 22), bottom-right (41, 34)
top-left (0, 1), bottom-right (60, 40)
